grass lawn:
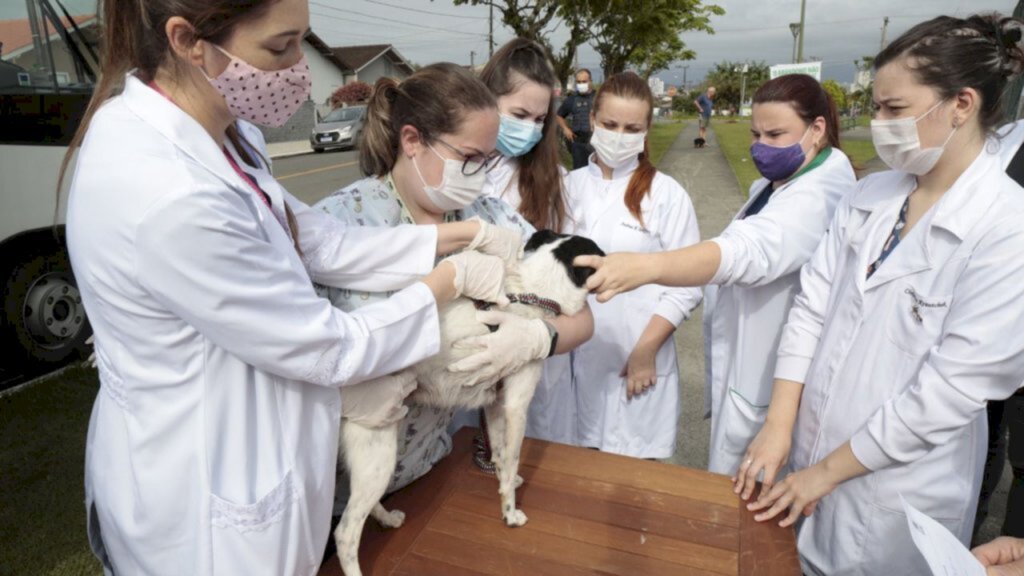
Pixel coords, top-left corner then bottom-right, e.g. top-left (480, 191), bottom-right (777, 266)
top-left (712, 119), bottom-right (878, 195)
top-left (0, 365), bottom-right (102, 576)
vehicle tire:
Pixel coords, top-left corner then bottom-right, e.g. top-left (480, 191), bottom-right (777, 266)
top-left (314, 147), bottom-right (325, 153)
top-left (2, 247), bottom-right (91, 368)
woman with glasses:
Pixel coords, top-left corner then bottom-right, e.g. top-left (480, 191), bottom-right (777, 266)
top-left (312, 62), bottom-right (588, 524)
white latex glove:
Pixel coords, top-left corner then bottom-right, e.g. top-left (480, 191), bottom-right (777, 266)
top-left (466, 217), bottom-right (523, 268)
top-left (443, 251), bottom-right (510, 307)
top-left (447, 310), bottom-right (551, 384)
top-left (341, 371), bottom-right (418, 428)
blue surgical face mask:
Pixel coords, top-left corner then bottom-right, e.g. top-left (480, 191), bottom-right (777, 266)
top-left (496, 114), bottom-right (544, 157)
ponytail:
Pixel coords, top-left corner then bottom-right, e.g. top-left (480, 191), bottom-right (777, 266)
top-left (360, 77), bottom-right (401, 177)
top-left (625, 139), bottom-right (657, 227)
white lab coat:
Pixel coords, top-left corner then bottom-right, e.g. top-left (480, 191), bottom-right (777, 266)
top-left (67, 75), bottom-right (442, 576)
top-left (775, 149), bottom-right (1024, 575)
top-left (481, 156), bottom-right (578, 445)
top-left (704, 149), bottom-right (855, 474)
top-left (567, 158), bottom-right (702, 458)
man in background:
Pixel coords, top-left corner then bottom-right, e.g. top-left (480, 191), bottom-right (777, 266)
top-left (557, 68), bottom-right (595, 169)
top-left (694, 86), bottom-right (716, 146)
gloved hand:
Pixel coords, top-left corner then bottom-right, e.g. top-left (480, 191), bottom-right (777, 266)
top-left (341, 371), bottom-right (418, 428)
top-left (466, 217), bottom-right (523, 268)
top-left (447, 310), bottom-right (552, 384)
top-left (443, 251), bottom-right (510, 307)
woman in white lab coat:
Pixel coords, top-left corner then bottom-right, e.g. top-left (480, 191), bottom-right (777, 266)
top-left (63, 2), bottom-right (518, 574)
top-left (567, 72), bottom-right (703, 459)
top-left (735, 13), bottom-right (1024, 575)
top-left (477, 38), bottom-right (593, 446)
top-left (577, 75), bottom-right (855, 475)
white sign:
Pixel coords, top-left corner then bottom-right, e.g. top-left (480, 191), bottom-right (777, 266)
top-left (770, 62), bottom-right (822, 81)
top-left (901, 496), bottom-right (986, 576)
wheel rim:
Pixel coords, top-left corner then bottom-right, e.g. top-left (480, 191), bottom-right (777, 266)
top-left (22, 272), bottom-right (86, 349)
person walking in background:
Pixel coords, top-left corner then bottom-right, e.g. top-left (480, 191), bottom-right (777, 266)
top-left (694, 86), bottom-right (716, 146)
top-left (557, 68), bottom-right (596, 169)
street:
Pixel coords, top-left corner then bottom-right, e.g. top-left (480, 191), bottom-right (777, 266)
top-left (274, 149), bottom-right (365, 206)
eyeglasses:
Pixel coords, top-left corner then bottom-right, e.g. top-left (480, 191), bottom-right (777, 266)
top-left (433, 138), bottom-right (501, 176)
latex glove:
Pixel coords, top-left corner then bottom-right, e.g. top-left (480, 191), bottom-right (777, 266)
top-left (973, 537), bottom-right (1024, 576)
top-left (341, 371), bottom-right (418, 428)
top-left (443, 251), bottom-right (510, 307)
top-left (466, 217), bottom-right (523, 268)
top-left (621, 342), bottom-right (657, 401)
top-left (447, 310), bottom-right (550, 384)
top-left (734, 418), bottom-right (792, 501)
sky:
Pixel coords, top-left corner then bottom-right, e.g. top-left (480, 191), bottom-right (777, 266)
top-left (10, 0), bottom-right (1018, 86)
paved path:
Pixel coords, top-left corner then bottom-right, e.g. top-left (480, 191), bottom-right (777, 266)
top-left (657, 121), bottom-right (747, 470)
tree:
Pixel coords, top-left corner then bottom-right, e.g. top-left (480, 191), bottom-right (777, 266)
top-left (330, 81), bottom-right (372, 108)
top-left (702, 60), bottom-right (769, 111)
top-left (589, 0), bottom-right (724, 80)
top-left (449, 0), bottom-right (594, 86)
top-left (821, 79), bottom-right (847, 111)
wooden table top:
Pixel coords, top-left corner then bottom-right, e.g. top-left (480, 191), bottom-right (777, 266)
top-left (318, 428), bottom-right (799, 576)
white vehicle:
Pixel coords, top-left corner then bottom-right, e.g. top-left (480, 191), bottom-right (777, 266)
top-left (1, 0), bottom-right (96, 369)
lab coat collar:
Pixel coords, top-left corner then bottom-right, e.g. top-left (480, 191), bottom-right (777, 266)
top-left (487, 155), bottom-right (518, 195)
top-left (120, 74), bottom-right (252, 196)
top-left (584, 154), bottom-right (640, 181)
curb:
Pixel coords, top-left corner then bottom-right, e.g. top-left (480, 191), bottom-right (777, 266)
top-left (269, 149), bottom-right (315, 160)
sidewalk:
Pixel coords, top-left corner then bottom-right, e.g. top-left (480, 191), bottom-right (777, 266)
top-left (657, 121), bottom-right (747, 470)
top-left (266, 139), bottom-right (314, 159)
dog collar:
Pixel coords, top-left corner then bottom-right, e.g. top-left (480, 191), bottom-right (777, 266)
top-left (473, 293), bottom-right (562, 317)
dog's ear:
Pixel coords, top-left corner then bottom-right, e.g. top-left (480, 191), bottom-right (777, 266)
top-left (524, 229), bottom-right (564, 253)
top-left (552, 235), bottom-right (605, 288)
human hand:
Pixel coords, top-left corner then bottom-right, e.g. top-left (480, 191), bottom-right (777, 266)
top-left (621, 342), bottom-right (657, 400)
top-left (465, 217), bottom-right (523, 269)
top-left (746, 464), bottom-right (837, 527)
top-left (733, 419), bottom-right (792, 501)
top-left (441, 251), bottom-right (509, 307)
top-left (563, 127), bottom-right (575, 141)
top-left (341, 371), bottom-right (418, 428)
top-left (447, 311), bottom-right (550, 384)
top-left (574, 252), bottom-right (654, 302)
top-left (973, 537), bottom-right (1024, 576)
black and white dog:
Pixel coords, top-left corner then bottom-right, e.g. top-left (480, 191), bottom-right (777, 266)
top-left (334, 230), bottom-right (604, 576)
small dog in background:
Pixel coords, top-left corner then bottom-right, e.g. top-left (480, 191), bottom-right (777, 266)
top-left (334, 230), bottom-right (605, 576)
top-left (694, 137), bottom-right (706, 148)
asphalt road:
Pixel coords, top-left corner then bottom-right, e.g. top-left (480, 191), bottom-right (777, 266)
top-left (274, 148), bottom-right (365, 206)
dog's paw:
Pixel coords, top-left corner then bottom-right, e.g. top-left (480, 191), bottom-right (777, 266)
top-left (377, 509), bottom-right (405, 528)
top-left (503, 509), bottom-right (528, 527)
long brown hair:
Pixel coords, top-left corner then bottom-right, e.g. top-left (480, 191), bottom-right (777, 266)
top-left (479, 38), bottom-right (566, 231)
top-left (753, 74), bottom-right (842, 149)
top-left (593, 72), bottom-right (656, 226)
top-left (57, 0), bottom-right (303, 250)
top-left (360, 63), bottom-right (495, 177)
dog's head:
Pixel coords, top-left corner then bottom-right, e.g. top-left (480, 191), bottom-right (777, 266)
top-left (518, 230), bottom-right (605, 316)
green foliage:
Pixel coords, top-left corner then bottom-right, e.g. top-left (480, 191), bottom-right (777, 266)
top-left (588, 0), bottom-right (724, 79)
top-left (702, 60), bottom-right (770, 111)
top-left (672, 89), bottom-right (701, 115)
top-left (821, 79), bottom-right (847, 111)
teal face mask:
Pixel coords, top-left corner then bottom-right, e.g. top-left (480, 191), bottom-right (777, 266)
top-left (496, 114), bottom-right (544, 157)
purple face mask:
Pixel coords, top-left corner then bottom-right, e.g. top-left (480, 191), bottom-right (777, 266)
top-left (750, 127), bottom-right (811, 182)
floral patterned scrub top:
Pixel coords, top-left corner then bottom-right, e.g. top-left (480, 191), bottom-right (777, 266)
top-left (314, 175), bottom-right (533, 512)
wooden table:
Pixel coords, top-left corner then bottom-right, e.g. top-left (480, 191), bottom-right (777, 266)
top-left (318, 428), bottom-right (799, 576)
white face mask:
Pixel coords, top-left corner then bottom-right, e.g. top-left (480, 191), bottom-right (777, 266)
top-left (590, 126), bottom-right (647, 169)
top-left (576, 82), bottom-right (589, 94)
top-left (870, 100), bottom-right (957, 175)
top-left (412, 143), bottom-right (486, 211)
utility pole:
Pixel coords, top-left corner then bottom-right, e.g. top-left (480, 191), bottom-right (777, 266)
top-left (682, 65), bottom-right (689, 92)
top-left (789, 23), bottom-right (801, 63)
top-left (470, 50), bottom-right (476, 68)
top-left (488, 2), bottom-right (494, 58)
top-left (880, 16), bottom-right (889, 52)
top-left (797, 0), bottom-right (806, 64)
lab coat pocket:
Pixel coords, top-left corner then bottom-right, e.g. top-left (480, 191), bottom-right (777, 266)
top-left (721, 389), bottom-right (769, 459)
top-left (210, 470), bottom-right (317, 574)
top-left (885, 284), bottom-right (951, 357)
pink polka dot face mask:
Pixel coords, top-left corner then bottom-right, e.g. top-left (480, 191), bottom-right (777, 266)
top-left (205, 46), bottom-right (312, 128)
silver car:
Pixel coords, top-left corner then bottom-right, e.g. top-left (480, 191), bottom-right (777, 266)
top-left (310, 106), bottom-right (366, 152)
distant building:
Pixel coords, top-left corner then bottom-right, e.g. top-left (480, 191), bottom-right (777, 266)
top-left (854, 70), bottom-right (873, 91)
top-left (303, 33), bottom-right (415, 115)
top-left (0, 13), bottom-right (99, 86)
top-left (648, 76), bottom-right (665, 98)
